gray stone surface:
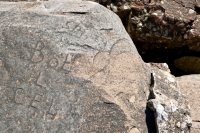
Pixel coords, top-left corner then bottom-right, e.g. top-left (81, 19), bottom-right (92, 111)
top-left (147, 69), bottom-right (191, 133)
top-left (0, 1), bottom-right (192, 133)
top-left (0, 1), bottom-right (146, 132)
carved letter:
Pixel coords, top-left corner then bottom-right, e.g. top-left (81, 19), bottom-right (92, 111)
top-left (63, 54), bottom-right (73, 71)
top-left (15, 88), bottom-right (25, 104)
top-left (47, 99), bottom-right (57, 120)
top-left (29, 94), bottom-right (43, 109)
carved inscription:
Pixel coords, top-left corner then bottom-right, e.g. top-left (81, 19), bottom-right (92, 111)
top-left (15, 88), bottom-right (25, 104)
top-left (0, 62), bottom-right (128, 132)
top-left (66, 22), bottom-right (85, 38)
top-left (31, 41), bottom-right (44, 63)
top-left (29, 94), bottom-right (43, 109)
top-left (49, 58), bottom-right (58, 67)
top-left (63, 54), bottom-right (74, 71)
top-left (20, 50), bottom-right (32, 60)
top-left (13, 86), bottom-right (59, 121)
top-left (0, 29), bottom-right (129, 132)
top-left (36, 41), bottom-right (44, 50)
top-left (31, 51), bottom-right (44, 63)
top-left (47, 99), bottom-right (57, 120)
top-left (36, 72), bottom-right (48, 87)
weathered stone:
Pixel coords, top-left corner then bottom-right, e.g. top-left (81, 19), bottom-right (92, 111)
top-left (125, 0), bottom-right (198, 62)
top-left (147, 69), bottom-right (191, 133)
top-left (191, 122), bottom-right (200, 133)
top-left (148, 62), bottom-right (170, 73)
top-left (0, 1), bottom-right (147, 132)
top-left (174, 56), bottom-right (200, 74)
top-left (177, 75), bottom-right (200, 133)
top-left (0, 0), bottom-right (46, 1)
top-left (0, 1), bottom-right (191, 133)
top-left (87, 0), bottom-right (200, 75)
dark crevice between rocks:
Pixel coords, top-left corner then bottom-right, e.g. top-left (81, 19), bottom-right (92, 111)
top-left (195, 6), bottom-right (200, 14)
top-left (116, 10), bottom-right (131, 27)
top-left (134, 41), bottom-right (200, 77)
top-left (148, 73), bottom-right (156, 100)
top-left (167, 61), bottom-right (188, 77)
top-left (145, 106), bottom-right (158, 133)
top-left (145, 73), bottom-right (158, 133)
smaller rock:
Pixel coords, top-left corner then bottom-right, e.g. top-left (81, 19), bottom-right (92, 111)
top-left (176, 122), bottom-right (181, 128)
top-left (147, 70), bottom-right (191, 133)
top-left (148, 62), bottom-right (170, 72)
top-left (174, 56), bottom-right (200, 74)
top-left (189, 9), bottom-right (195, 14)
top-left (148, 99), bottom-right (168, 121)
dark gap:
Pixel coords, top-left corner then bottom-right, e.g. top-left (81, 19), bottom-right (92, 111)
top-left (68, 12), bottom-right (88, 14)
top-left (103, 102), bottom-right (114, 104)
top-left (133, 41), bottom-right (200, 77)
top-left (116, 10), bottom-right (131, 27)
top-left (195, 6), bottom-right (200, 14)
top-left (193, 120), bottom-right (200, 122)
top-left (150, 73), bottom-right (154, 87)
top-left (100, 28), bottom-right (113, 30)
top-left (145, 106), bottom-right (158, 133)
top-left (167, 61), bottom-right (188, 77)
top-left (148, 73), bottom-right (156, 99)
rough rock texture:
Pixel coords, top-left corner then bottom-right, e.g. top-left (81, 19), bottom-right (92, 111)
top-left (177, 75), bottom-right (200, 133)
top-left (148, 62), bottom-right (170, 73)
top-left (147, 69), bottom-right (191, 133)
top-left (0, 1), bottom-right (191, 132)
top-left (86, 0), bottom-right (200, 72)
top-left (174, 56), bottom-right (200, 74)
top-left (0, 0), bottom-right (47, 1)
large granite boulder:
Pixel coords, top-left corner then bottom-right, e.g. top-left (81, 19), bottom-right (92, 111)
top-left (177, 75), bottom-right (200, 133)
top-left (0, 1), bottom-right (191, 132)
